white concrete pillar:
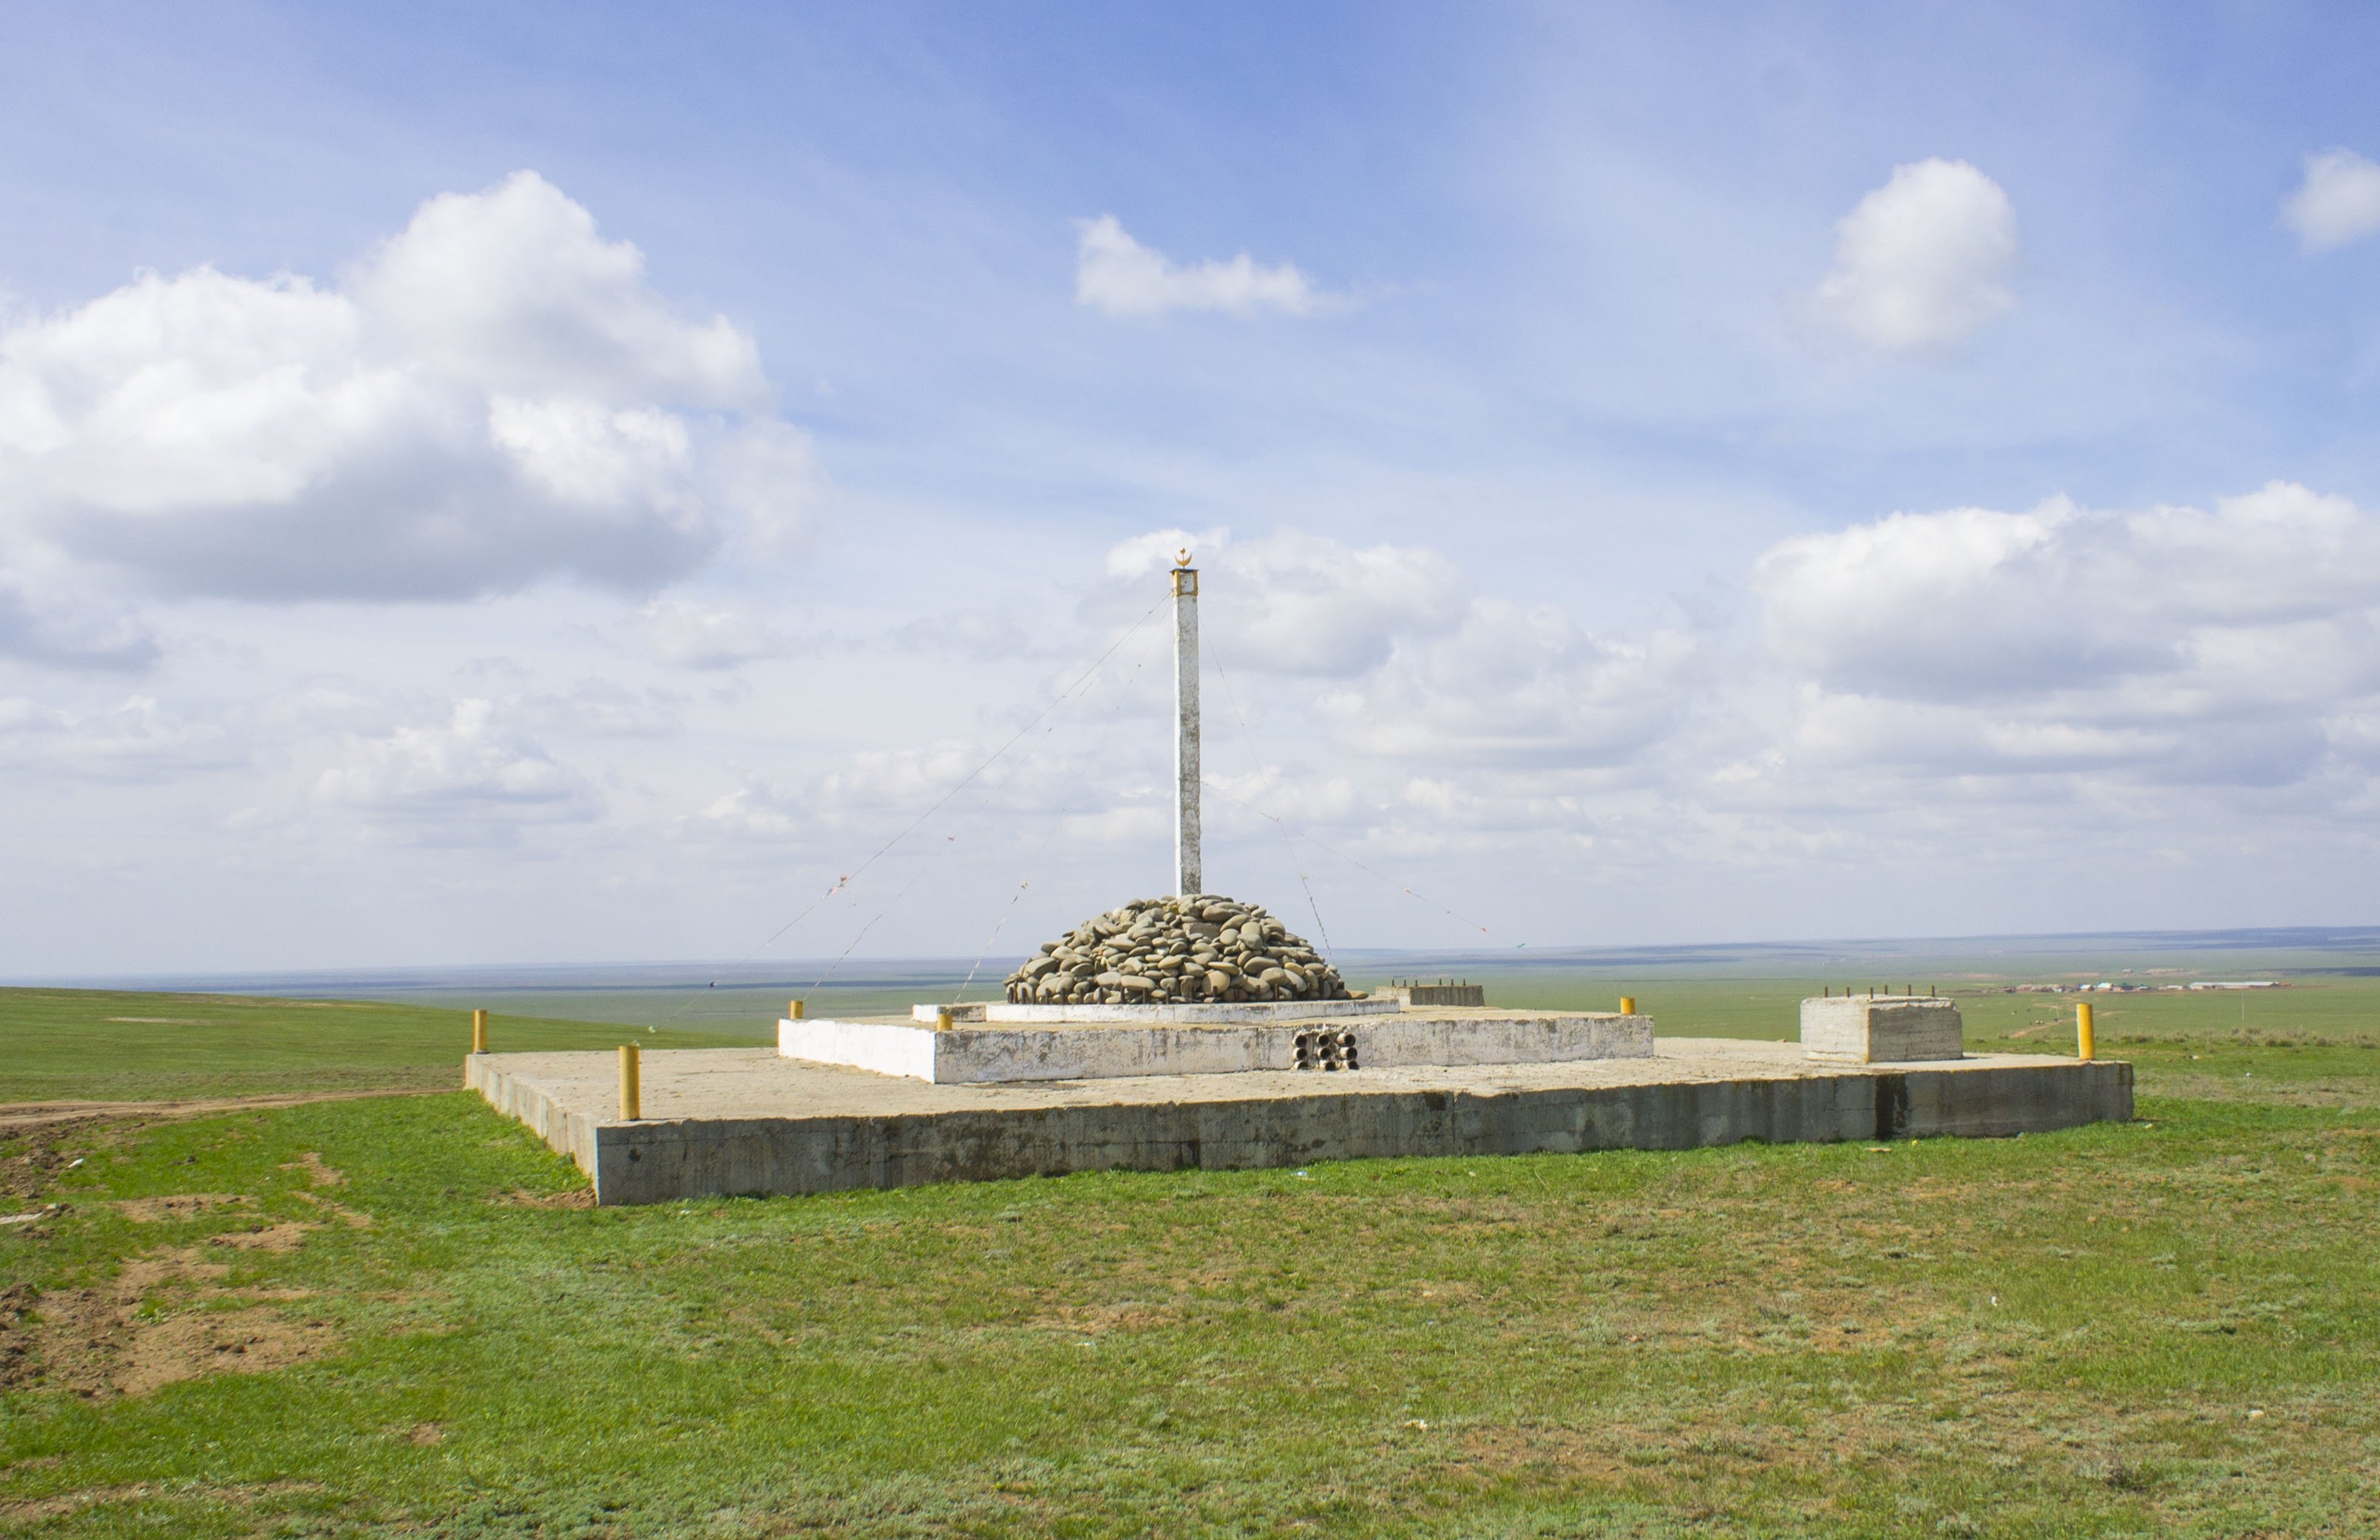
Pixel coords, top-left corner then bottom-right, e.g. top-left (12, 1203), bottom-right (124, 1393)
top-left (1171, 557), bottom-right (1201, 898)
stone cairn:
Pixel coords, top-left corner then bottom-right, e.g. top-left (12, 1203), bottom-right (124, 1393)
top-left (1004, 895), bottom-right (1354, 1005)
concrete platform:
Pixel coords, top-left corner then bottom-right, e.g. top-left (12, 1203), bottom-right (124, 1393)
top-left (464, 1039), bottom-right (2134, 1206)
top-left (788, 1007), bottom-right (1654, 1085)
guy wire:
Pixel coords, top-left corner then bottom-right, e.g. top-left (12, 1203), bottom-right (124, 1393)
top-left (954, 614), bottom-right (1169, 1003)
top-left (1198, 775), bottom-right (1514, 947)
top-left (1209, 651), bottom-right (1338, 960)
top-left (807, 833), bottom-right (962, 994)
top-left (650, 594), bottom-right (1170, 1027)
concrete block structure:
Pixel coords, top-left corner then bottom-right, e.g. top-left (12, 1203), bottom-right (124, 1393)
top-left (466, 1042), bottom-right (2134, 1206)
top-left (1801, 994), bottom-right (1964, 1063)
top-left (1372, 983), bottom-right (1487, 1007)
top-left (787, 1006), bottom-right (1654, 1085)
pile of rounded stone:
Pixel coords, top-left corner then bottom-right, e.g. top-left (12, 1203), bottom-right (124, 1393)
top-left (1004, 895), bottom-right (1353, 1005)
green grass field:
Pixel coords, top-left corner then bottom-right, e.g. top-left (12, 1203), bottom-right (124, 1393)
top-left (0, 989), bottom-right (763, 1105)
top-left (3, 977), bottom-right (2377, 1536)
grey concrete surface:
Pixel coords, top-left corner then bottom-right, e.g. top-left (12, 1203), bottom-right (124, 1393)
top-left (464, 1039), bottom-right (2132, 1205)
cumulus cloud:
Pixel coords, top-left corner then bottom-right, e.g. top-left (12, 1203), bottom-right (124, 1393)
top-left (523, 679), bottom-right (686, 738)
top-left (1751, 482), bottom-right (2380, 789)
top-left (1320, 599), bottom-right (1698, 768)
top-left (1106, 529), bottom-right (1469, 678)
top-left (0, 560), bottom-right (157, 671)
top-left (0, 693), bottom-right (236, 779)
top-left (313, 697), bottom-right (600, 844)
top-left (1105, 526), bottom-right (1230, 579)
top-left (1074, 216), bottom-right (1329, 319)
top-left (636, 596), bottom-right (790, 670)
top-left (629, 485), bottom-right (2380, 932)
top-left (1807, 158), bottom-right (2017, 353)
top-left (2282, 147), bottom-right (2380, 252)
top-left (0, 172), bottom-right (815, 600)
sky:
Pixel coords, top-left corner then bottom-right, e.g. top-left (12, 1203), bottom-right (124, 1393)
top-left (8, 1), bottom-right (2380, 975)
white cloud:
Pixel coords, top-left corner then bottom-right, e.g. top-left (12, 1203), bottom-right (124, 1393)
top-left (1749, 482), bottom-right (2380, 789)
top-left (1755, 483), bottom-right (2380, 702)
top-left (0, 693), bottom-right (237, 779)
top-left (0, 556), bottom-right (157, 671)
top-left (1807, 158), bottom-right (2017, 353)
top-left (636, 596), bottom-right (790, 670)
top-left (2282, 147), bottom-right (2380, 252)
top-left (1074, 215), bottom-right (1329, 319)
top-left (684, 778), bottom-right (808, 841)
top-left (0, 172), bottom-right (815, 600)
top-left (1104, 529), bottom-right (1469, 679)
top-left (523, 679), bottom-right (687, 738)
top-left (1320, 598), bottom-right (1697, 768)
top-left (348, 174), bottom-right (763, 406)
top-left (313, 697), bottom-right (600, 844)
top-left (1104, 526), bottom-right (1230, 579)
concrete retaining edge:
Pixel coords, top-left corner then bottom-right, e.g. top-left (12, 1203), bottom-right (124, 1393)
top-left (467, 1054), bottom-right (2133, 1206)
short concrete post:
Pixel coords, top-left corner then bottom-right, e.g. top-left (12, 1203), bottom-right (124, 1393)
top-left (1619, 996), bottom-right (1636, 1014)
top-left (618, 1043), bottom-right (641, 1121)
top-left (790, 999), bottom-right (805, 1021)
top-left (2077, 1002), bottom-right (2095, 1062)
top-left (471, 1008), bottom-right (487, 1054)
top-left (935, 1006), bottom-right (954, 1033)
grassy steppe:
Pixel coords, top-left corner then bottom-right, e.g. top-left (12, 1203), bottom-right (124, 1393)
top-left (0, 989), bottom-right (760, 1104)
top-left (2, 980), bottom-right (2377, 1536)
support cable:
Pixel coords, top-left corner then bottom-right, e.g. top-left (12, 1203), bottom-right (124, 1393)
top-left (650, 594), bottom-right (1170, 1027)
top-left (1198, 775), bottom-right (1515, 948)
top-left (953, 616), bottom-right (1170, 1003)
top-left (807, 834), bottom-right (963, 994)
top-left (1208, 653), bottom-right (1338, 961)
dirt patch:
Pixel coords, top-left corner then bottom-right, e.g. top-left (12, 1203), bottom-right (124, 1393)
top-left (115, 1193), bottom-right (252, 1222)
top-left (1, 1245), bottom-right (337, 1399)
top-left (496, 1186), bottom-right (596, 1210)
top-left (0, 1124), bottom-right (99, 1204)
top-left (0, 1088), bottom-right (448, 1136)
top-left (0, 1479), bottom-right (333, 1526)
top-left (289, 1190), bottom-right (373, 1228)
top-left (208, 1222), bottom-right (317, 1252)
top-left (408, 1422), bottom-right (444, 1445)
top-left (0, 1485), bottom-right (159, 1524)
top-left (281, 1152), bottom-right (345, 1187)
top-left (115, 1309), bottom-right (335, 1397)
top-left (1030, 1299), bottom-right (1184, 1335)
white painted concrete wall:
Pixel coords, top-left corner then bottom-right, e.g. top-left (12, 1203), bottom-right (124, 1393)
top-left (778, 1011), bottom-right (1655, 1085)
top-left (780, 1017), bottom-right (940, 1080)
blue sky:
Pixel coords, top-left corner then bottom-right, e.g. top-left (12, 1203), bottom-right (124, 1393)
top-left (8, 2), bottom-right (2380, 974)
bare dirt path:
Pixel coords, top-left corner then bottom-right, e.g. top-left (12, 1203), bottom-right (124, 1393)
top-left (0, 1086), bottom-right (453, 1134)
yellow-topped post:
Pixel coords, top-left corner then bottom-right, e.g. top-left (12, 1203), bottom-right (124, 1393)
top-left (471, 1008), bottom-right (487, 1054)
top-left (1619, 996), bottom-right (1637, 1015)
top-left (618, 1044), bottom-right (641, 1120)
top-left (935, 1006), bottom-right (954, 1032)
top-left (790, 998), bottom-right (805, 1020)
top-left (2076, 1001), bottom-right (2095, 1062)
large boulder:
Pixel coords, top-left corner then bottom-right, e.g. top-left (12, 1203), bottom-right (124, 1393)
top-left (1003, 895), bottom-right (1352, 1005)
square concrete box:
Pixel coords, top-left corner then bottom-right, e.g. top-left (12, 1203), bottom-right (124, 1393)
top-left (1801, 994), bottom-right (1964, 1063)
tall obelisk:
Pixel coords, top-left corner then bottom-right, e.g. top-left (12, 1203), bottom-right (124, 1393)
top-left (1171, 552), bottom-right (1201, 898)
